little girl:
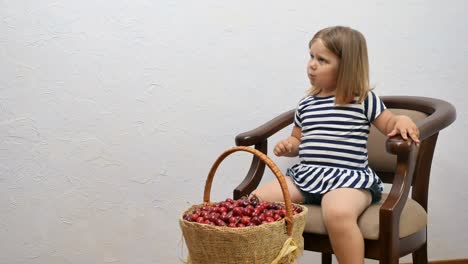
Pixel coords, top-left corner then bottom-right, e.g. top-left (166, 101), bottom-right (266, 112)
top-left (251, 26), bottom-right (420, 264)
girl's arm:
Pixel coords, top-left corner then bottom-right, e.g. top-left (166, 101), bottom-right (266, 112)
top-left (372, 109), bottom-right (421, 145)
top-left (273, 126), bottom-right (302, 157)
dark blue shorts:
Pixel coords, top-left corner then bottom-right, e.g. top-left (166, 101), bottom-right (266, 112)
top-left (296, 181), bottom-right (382, 205)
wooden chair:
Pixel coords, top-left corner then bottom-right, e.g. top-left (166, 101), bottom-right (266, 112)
top-left (233, 96), bottom-right (456, 264)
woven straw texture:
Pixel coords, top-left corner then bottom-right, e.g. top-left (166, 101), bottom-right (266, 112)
top-left (179, 146), bottom-right (308, 264)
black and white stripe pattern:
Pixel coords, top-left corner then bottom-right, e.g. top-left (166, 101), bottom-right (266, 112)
top-left (288, 91), bottom-right (385, 194)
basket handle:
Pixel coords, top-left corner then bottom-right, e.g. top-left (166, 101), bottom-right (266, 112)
top-left (203, 146), bottom-right (295, 236)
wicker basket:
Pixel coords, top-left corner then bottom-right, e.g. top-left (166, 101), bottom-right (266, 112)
top-left (179, 146), bottom-right (308, 264)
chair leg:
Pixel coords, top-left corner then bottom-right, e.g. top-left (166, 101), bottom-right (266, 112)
top-left (412, 243), bottom-right (428, 264)
top-left (322, 253), bottom-right (332, 264)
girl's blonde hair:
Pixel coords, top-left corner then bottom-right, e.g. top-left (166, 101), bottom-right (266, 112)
top-left (308, 26), bottom-right (370, 104)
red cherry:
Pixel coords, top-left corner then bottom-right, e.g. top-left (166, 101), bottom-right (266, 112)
top-left (199, 211), bottom-right (208, 218)
top-left (227, 204), bottom-right (236, 211)
top-left (279, 209), bottom-right (286, 217)
top-left (215, 219), bottom-right (227, 226)
top-left (232, 207), bottom-right (243, 216)
top-left (243, 207), bottom-right (253, 216)
top-left (249, 198), bottom-right (259, 207)
top-left (255, 206), bottom-right (265, 213)
top-left (295, 206), bottom-right (303, 214)
top-left (251, 211), bottom-right (260, 217)
top-left (258, 214), bottom-right (266, 222)
top-left (220, 212), bottom-right (229, 222)
top-left (241, 216), bottom-right (251, 225)
top-left (225, 211), bottom-right (233, 218)
top-left (183, 214), bottom-right (190, 221)
top-left (251, 216), bottom-right (261, 225)
top-left (267, 203), bottom-right (279, 210)
top-left (190, 214), bottom-right (199, 221)
top-left (208, 213), bottom-right (219, 222)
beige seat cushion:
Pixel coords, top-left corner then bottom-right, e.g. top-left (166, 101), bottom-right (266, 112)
top-left (303, 193), bottom-right (427, 240)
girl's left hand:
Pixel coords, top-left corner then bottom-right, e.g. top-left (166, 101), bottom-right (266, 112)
top-left (387, 115), bottom-right (421, 146)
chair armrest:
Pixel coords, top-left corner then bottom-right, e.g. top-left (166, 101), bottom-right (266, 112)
top-left (385, 135), bottom-right (412, 155)
top-left (381, 136), bottom-right (418, 213)
top-left (377, 97), bottom-right (456, 250)
top-left (379, 135), bottom-right (418, 248)
top-left (232, 141), bottom-right (268, 199)
top-left (381, 95), bottom-right (457, 214)
top-left (235, 109), bottom-right (295, 146)
top-left (232, 109), bottom-right (295, 198)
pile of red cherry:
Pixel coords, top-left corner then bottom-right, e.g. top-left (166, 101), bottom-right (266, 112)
top-left (182, 196), bottom-right (303, 228)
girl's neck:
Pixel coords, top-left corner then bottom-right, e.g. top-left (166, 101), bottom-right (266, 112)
top-left (316, 89), bottom-right (336, 97)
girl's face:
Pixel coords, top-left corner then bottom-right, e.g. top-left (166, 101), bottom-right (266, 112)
top-left (307, 39), bottom-right (340, 93)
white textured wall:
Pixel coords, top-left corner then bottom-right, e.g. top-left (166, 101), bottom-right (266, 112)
top-left (1, 1), bottom-right (467, 263)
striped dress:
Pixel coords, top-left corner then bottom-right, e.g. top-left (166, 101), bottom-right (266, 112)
top-left (287, 91), bottom-right (385, 194)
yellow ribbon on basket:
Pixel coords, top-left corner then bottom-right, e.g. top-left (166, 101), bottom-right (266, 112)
top-left (271, 237), bottom-right (299, 264)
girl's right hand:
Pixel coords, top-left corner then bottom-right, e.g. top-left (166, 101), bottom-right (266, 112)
top-left (273, 139), bottom-right (295, 156)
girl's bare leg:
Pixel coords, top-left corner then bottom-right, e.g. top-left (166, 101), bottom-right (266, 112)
top-left (321, 188), bottom-right (372, 264)
top-left (251, 177), bottom-right (304, 204)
